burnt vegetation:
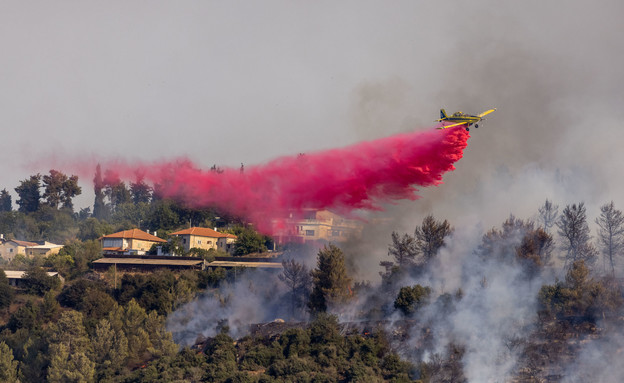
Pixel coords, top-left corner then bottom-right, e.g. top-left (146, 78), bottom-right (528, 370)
top-left (2, 172), bottom-right (624, 382)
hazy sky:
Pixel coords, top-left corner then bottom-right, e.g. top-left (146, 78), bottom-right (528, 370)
top-left (1, 1), bottom-right (623, 223)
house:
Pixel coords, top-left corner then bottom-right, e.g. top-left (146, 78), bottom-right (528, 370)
top-left (273, 209), bottom-right (364, 244)
top-left (100, 229), bottom-right (167, 256)
top-left (25, 242), bottom-right (63, 258)
top-left (0, 237), bottom-right (63, 262)
top-left (169, 227), bottom-right (238, 254)
top-left (2, 270), bottom-right (64, 287)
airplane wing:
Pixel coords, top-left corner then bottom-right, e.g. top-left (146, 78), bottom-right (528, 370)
top-left (436, 122), bottom-right (468, 129)
top-left (477, 108), bottom-right (496, 118)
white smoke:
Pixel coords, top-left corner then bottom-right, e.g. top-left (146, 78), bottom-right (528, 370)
top-left (167, 268), bottom-right (291, 345)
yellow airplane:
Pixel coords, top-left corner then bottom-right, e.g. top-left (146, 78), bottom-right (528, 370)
top-left (436, 108), bottom-right (496, 131)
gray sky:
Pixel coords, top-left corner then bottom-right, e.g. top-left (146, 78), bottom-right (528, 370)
top-left (1, 1), bottom-right (623, 224)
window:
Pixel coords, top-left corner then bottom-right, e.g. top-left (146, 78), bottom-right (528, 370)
top-left (305, 230), bottom-right (315, 236)
top-left (198, 240), bottom-right (202, 244)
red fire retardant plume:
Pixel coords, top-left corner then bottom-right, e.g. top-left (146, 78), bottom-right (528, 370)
top-left (87, 127), bottom-right (468, 235)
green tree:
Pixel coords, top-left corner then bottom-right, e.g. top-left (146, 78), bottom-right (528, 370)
top-left (0, 269), bottom-right (14, 311)
top-left (188, 247), bottom-right (215, 262)
top-left (45, 251), bottom-right (75, 277)
top-left (42, 170), bottom-right (69, 209)
top-left (309, 244), bottom-right (352, 313)
top-left (198, 267), bottom-right (227, 289)
top-left (233, 226), bottom-right (268, 256)
top-left (204, 332), bottom-right (238, 380)
top-left (516, 227), bottom-right (554, 277)
top-left (147, 199), bottom-right (180, 231)
top-left (394, 285), bottom-right (432, 316)
top-left (23, 266), bottom-right (61, 296)
top-left (0, 341), bottom-right (19, 383)
top-left (47, 310), bottom-right (95, 383)
top-left (57, 240), bottom-right (102, 278)
top-left (48, 310), bottom-right (93, 354)
top-left (105, 171), bottom-right (132, 213)
top-left (7, 301), bottom-right (41, 331)
top-left (58, 279), bottom-right (106, 309)
top-left (41, 290), bottom-right (61, 322)
top-left (478, 215), bottom-right (534, 263)
top-left (144, 311), bottom-right (178, 359)
top-left (415, 215), bottom-right (452, 263)
top-left (113, 299), bottom-right (152, 365)
top-left (61, 174), bottom-right (81, 211)
top-left (309, 312), bottom-right (340, 345)
top-left (91, 318), bottom-right (129, 380)
top-left (0, 188), bottom-right (11, 212)
top-left (93, 164), bottom-right (109, 220)
top-left (15, 174), bottom-right (41, 213)
top-left (388, 231), bottom-right (418, 267)
top-left (130, 177), bottom-right (152, 204)
top-left (47, 343), bottom-right (95, 383)
top-left (538, 259), bottom-right (623, 321)
top-left (78, 217), bottom-right (113, 241)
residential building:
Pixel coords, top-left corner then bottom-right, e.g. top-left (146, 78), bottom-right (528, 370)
top-left (2, 270), bottom-right (64, 287)
top-left (100, 228), bottom-right (166, 256)
top-left (0, 238), bottom-right (62, 262)
top-left (273, 209), bottom-right (364, 244)
top-left (25, 242), bottom-right (63, 258)
top-left (169, 227), bottom-right (237, 253)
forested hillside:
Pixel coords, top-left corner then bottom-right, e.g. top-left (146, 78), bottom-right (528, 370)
top-left (2, 170), bottom-right (624, 382)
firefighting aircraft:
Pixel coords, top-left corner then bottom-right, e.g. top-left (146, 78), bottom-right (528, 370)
top-left (436, 108), bottom-right (496, 131)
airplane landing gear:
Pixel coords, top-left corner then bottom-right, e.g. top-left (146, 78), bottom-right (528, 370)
top-left (466, 127), bottom-right (470, 131)
top-left (475, 124), bottom-right (479, 128)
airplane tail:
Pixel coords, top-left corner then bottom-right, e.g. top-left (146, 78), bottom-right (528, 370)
top-left (439, 109), bottom-right (448, 120)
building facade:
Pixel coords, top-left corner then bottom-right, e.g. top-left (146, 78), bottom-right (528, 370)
top-left (274, 209), bottom-right (364, 244)
top-left (100, 229), bottom-right (167, 256)
top-left (0, 238), bottom-right (62, 262)
top-left (169, 227), bottom-right (237, 253)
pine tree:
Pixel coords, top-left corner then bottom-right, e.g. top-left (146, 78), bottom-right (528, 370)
top-left (42, 170), bottom-right (81, 211)
top-left (47, 343), bottom-right (95, 383)
top-left (93, 164), bottom-right (107, 219)
top-left (47, 311), bottom-right (95, 383)
top-left (91, 318), bottom-right (129, 380)
top-left (130, 177), bottom-right (152, 204)
top-left (15, 174), bottom-right (41, 213)
top-left (0, 270), bottom-right (14, 310)
top-left (388, 231), bottom-right (418, 267)
top-left (538, 199), bottom-right (559, 233)
top-left (595, 201), bottom-right (624, 276)
top-left (0, 341), bottom-right (19, 383)
top-left (0, 188), bottom-right (11, 212)
top-left (279, 259), bottom-right (312, 318)
top-left (308, 244), bottom-right (352, 313)
top-left (415, 215), bottom-right (452, 262)
top-left (557, 203), bottom-right (598, 267)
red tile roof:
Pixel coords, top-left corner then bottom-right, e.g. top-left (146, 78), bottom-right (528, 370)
top-left (170, 227), bottom-right (237, 239)
top-left (102, 247), bottom-right (125, 252)
top-left (101, 229), bottom-right (166, 242)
